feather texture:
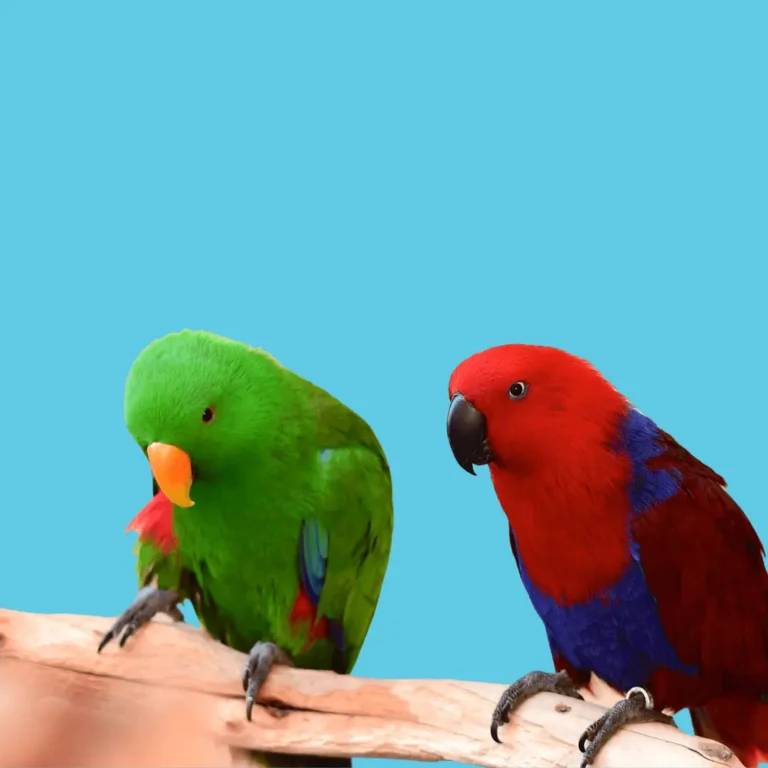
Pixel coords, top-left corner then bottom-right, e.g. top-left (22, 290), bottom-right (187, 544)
top-left (449, 343), bottom-right (768, 767)
top-left (123, 331), bottom-right (392, 676)
top-left (300, 515), bottom-right (329, 606)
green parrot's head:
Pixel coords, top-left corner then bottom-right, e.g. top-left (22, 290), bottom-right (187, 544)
top-left (124, 329), bottom-right (288, 507)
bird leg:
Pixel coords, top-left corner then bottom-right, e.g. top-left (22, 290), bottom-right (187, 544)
top-left (242, 641), bottom-right (293, 721)
top-left (97, 586), bottom-right (184, 653)
top-left (491, 670), bottom-right (584, 742)
top-left (578, 686), bottom-right (675, 767)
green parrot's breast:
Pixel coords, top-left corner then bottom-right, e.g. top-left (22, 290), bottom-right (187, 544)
top-left (170, 478), bottom-right (323, 658)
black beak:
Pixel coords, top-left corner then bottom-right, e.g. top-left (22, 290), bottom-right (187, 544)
top-left (447, 394), bottom-right (492, 475)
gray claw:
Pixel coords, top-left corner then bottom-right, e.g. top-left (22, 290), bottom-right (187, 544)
top-left (578, 687), bottom-right (675, 767)
top-left (242, 641), bottom-right (291, 721)
top-left (491, 670), bottom-right (583, 743)
top-left (97, 586), bottom-right (183, 653)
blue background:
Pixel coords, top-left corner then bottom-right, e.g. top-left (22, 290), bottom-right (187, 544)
top-left (1, 2), bottom-right (766, 765)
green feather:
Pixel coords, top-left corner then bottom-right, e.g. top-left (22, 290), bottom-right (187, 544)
top-left (125, 330), bottom-right (393, 677)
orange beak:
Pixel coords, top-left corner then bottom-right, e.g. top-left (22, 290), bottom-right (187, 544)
top-left (147, 442), bottom-right (195, 508)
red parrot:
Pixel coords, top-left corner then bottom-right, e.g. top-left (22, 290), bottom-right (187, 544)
top-left (446, 343), bottom-right (768, 767)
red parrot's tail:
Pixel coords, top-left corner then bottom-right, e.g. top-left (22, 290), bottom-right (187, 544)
top-left (691, 698), bottom-right (768, 768)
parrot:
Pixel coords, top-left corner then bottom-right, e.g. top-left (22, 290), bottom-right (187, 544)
top-left (446, 343), bottom-right (768, 768)
top-left (97, 330), bottom-right (394, 768)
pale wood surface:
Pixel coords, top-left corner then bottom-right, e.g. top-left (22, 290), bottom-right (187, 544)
top-left (0, 609), bottom-right (742, 767)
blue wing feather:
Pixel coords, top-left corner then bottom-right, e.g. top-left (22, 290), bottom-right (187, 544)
top-left (618, 407), bottom-right (682, 516)
top-left (300, 515), bottom-right (329, 606)
top-left (296, 450), bottom-right (347, 654)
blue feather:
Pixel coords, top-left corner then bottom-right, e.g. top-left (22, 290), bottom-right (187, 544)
top-left (617, 408), bottom-right (682, 516)
top-left (299, 516), bottom-right (328, 606)
top-left (512, 408), bottom-right (696, 692)
top-left (294, 450), bottom-right (346, 654)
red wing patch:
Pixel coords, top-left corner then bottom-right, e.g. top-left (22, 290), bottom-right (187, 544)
top-left (289, 583), bottom-right (330, 652)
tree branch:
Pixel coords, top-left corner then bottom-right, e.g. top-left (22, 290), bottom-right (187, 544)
top-left (0, 609), bottom-right (741, 768)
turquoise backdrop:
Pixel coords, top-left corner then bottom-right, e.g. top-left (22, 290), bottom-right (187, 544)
top-left (2, 3), bottom-right (766, 766)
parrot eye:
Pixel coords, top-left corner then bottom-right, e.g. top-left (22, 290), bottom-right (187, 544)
top-left (508, 381), bottom-right (528, 400)
top-left (202, 407), bottom-right (215, 424)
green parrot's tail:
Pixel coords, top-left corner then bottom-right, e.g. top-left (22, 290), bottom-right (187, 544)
top-left (253, 751), bottom-right (352, 768)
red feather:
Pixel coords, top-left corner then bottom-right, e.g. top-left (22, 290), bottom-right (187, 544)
top-left (632, 431), bottom-right (768, 766)
top-left (690, 699), bottom-right (768, 768)
top-left (125, 491), bottom-right (178, 555)
top-left (289, 585), bottom-right (330, 651)
top-left (450, 345), bottom-right (768, 766)
top-left (452, 343), bottom-right (635, 605)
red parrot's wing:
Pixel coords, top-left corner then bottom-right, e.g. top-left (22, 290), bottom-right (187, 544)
top-left (630, 429), bottom-right (768, 700)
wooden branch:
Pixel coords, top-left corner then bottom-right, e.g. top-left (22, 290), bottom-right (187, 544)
top-left (0, 609), bottom-right (742, 768)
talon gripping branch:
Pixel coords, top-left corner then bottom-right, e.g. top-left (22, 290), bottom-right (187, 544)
top-left (99, 330), bottom-right (394, 768)
top-left (447, 343), bottom-right (768, 768)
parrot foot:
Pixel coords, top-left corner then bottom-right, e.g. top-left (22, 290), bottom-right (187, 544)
top-left (491, 670), bottom-right (583, 743)
top-left (578, 686), bottom-right (675, 767)
top-left (97, 586), bottom-right (183, 653)
top-left (242, 641), bottom-right (293, 722)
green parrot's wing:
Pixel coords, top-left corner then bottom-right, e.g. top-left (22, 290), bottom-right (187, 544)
top-left (305, 386), bottom-right (394, 673)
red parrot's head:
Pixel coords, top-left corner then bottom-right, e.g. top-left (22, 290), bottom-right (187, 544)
top-left (447, 344), bottom-right (627, 475)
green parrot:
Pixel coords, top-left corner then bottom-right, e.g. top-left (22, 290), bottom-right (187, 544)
top-left (98, 330), bottom-right (394, 768)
